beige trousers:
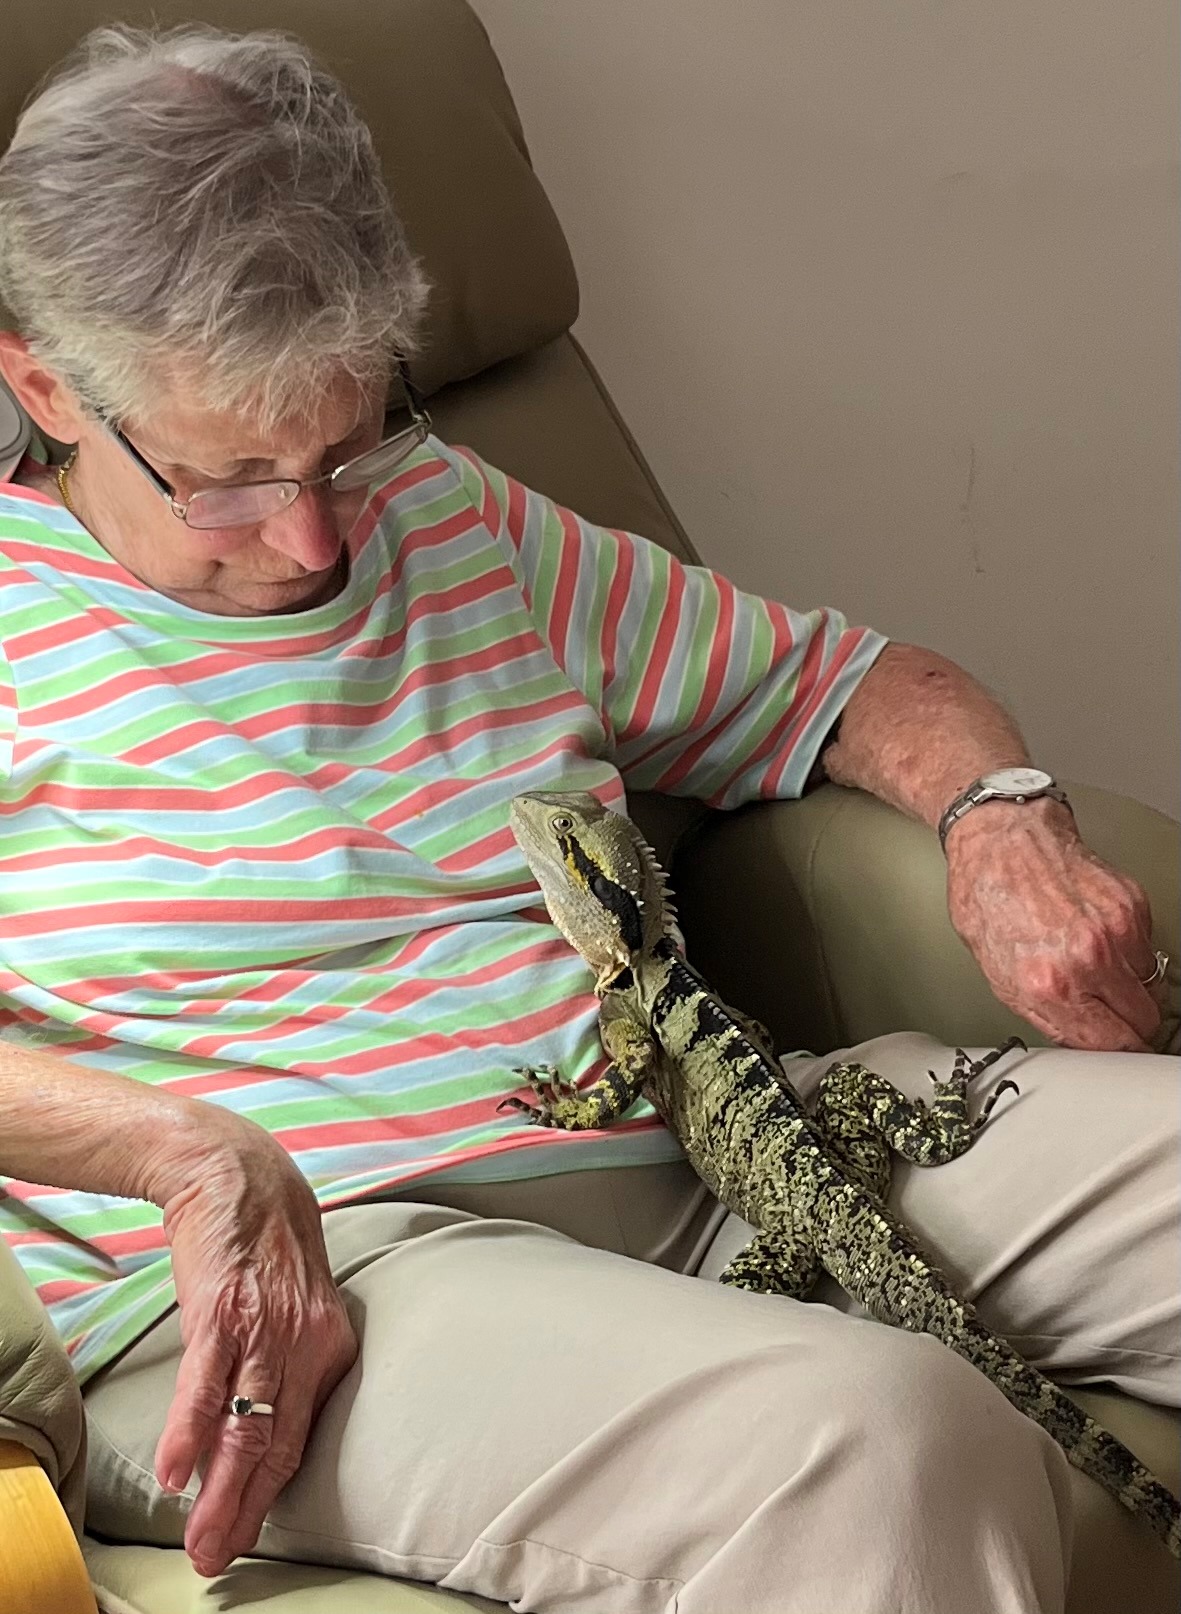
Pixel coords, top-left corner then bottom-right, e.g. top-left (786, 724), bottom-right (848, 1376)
top-left (82, 1034), bottom-right (1180, 1614)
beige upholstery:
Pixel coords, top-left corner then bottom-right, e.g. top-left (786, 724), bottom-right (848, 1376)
top-left (1, 3), bottom-right (1178, 1611)
top-left (0, 1237), bottom-right (87, 1536)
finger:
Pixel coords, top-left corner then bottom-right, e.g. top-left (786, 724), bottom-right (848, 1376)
top-left (214, 1380), bottom-right (320, 1569)
top-left (1023, 991), bottom-right (1150, 1054)
top-left (214, 1316), bottom-right (358, 1569)
top-left (1082, 901), bottom-right (1161, 1042)
top-left (155, 1326), bottom-right (236, 1494)
top-left (1097, 961), bottom-right (1163, 1045)
top-left (184, 1359), bottom-right (285, 1576)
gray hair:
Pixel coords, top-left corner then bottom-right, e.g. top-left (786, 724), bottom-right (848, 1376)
top-left (0, 24), bottom-right (429, 430)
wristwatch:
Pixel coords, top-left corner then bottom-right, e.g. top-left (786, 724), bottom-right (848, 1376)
top-left (938, 767), bottom-right (1070, 851)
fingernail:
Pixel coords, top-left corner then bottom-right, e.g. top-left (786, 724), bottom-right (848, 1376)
top-left (164, 1468), bottom-right (186, 1493)
top-left (194, 1531), bottom-right (224, 1567)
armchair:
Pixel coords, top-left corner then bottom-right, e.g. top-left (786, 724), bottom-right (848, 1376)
top-left (1, 3), bottom-right (1176, 1611)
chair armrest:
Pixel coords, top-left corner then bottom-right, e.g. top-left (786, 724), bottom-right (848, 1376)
top-left (0, 1441), bottom-right (97, 1613)
top-left (0, 1234), bottom-right (88, 1532)
top-left (672, 782), bottom-right (1179, 1056)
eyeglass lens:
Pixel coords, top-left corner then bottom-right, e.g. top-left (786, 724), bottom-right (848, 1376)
top-left (182, 422), bottom-right (428, 531)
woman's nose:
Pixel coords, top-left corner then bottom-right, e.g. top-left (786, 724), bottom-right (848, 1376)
top-left (258, 486), bottom-right (344, 570)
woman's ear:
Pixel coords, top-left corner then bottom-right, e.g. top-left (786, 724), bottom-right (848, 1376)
top-left (0, 332), bottom-right (86, 443)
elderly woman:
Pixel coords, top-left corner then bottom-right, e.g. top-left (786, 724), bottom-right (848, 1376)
top-left (0, 25), bottom-right (1175, 1614)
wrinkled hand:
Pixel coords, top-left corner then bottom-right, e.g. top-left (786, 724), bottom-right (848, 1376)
top-left (946, 799), bottom-right (1161, 1051)
top-left (154, 1120), bottom-right (357, 1578)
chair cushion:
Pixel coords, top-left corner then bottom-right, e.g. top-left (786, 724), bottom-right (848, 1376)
top-left (0, 0), bottom-right (578, 398)
top-left (84, 1541), bottom-right (502, 1614)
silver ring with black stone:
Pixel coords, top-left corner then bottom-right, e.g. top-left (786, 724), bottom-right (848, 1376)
top-left (227, 1394), bottom-right (275, 1417)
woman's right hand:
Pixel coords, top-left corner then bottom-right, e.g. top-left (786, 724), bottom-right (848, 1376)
top-left (152, 1114), bottom-right (358, 1578)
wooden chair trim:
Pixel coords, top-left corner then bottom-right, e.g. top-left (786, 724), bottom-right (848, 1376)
top-left (0, 1439), bottom-right (98, 1613)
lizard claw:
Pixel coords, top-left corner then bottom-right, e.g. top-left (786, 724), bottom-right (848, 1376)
top-left (972, 1076), bottom-right (1020, 1131)
top-left (497, 1094), bottom-right (556, 1127)
top-left (963, 1036), bottom-right (1027, 1084)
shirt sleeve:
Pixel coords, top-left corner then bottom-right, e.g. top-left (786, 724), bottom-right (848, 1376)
top-left (448, 445), bottom-right (889, 808)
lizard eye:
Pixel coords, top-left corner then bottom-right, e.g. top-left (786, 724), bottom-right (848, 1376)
top-left (550, 813), bottom-right (575, 833)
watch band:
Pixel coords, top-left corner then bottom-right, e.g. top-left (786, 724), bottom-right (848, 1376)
top-left (938, 779), bottom-right (1069, 851)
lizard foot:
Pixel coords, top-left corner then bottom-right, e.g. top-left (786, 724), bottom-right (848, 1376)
top-left (496, 1094), bottom-right (557, 1127)
top-left (497, 1065), bottom-right (585, 1129)
top-left (956, 1036), bottom-right (1026, 1085)
top-left (929, 1036), bottom-right (1025, 1094)
top-left (926, 1038), bottom-right (1022, 1132)
top-left (514, 1063), bottom-right (580, 1102)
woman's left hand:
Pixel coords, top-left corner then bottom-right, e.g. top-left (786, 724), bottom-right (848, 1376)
top-left (946, 798), bottom-right (1161, 1052)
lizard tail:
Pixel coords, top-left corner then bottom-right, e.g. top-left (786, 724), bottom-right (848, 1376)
top-left (814, 1182), bottom-right (1180, 1555)
top-left (885, 1279), bottom-right (1181, 1558)
top-left (950, 1309), bottom-right (1180, 1558)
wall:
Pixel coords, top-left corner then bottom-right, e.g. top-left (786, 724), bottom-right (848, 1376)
top-left (470, 0), bottom-right (1179, 817)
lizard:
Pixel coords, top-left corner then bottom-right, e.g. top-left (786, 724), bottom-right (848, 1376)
top-left (502, 788), bottom-right (1181, 1559)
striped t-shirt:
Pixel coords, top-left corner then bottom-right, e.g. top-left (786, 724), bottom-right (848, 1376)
top-left (0, 437), bottom-right (885, 1380)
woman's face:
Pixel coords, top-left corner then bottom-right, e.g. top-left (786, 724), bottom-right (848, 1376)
top-left (67, 367), bottom-right (385, 617)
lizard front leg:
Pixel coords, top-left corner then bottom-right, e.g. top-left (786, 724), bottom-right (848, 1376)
top-left (498, 992), bottom-right (656, 1132)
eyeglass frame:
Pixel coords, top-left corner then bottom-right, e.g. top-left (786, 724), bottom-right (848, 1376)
top-left (95, 359), bottom-right (432, 532)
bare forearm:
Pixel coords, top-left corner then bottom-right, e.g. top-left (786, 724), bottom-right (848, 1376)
top-left (0, 1038), bottom-right (254, 1204)
top-left (823, 642), bottom-right (1031, 827)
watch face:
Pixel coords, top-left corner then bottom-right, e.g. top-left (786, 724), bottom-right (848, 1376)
top-left (981, 767), bottom-right (1053, 796)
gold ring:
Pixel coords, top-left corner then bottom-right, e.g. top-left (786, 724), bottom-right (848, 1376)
top-left (1139, 950), bottom-right (1168, 987)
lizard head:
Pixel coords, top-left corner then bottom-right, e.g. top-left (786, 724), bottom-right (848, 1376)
top-left (510, 791), bottom-right (674, 993)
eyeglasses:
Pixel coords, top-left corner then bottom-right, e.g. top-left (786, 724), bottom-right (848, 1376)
top-left (100, 362), bottom-right (432, 532)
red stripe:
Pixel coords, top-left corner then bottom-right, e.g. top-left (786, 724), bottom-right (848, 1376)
top-left (56, 920), bottom-right (449, 1004)
top-left (89, 1224), bottom-right (167, 1259)
top-left (3, 762), bottom-right (320, 819)
top-left (0, 483), bottom-right (56, 507)
top-left (279, 993), bottom-right (583, 1086)
top-left (547, 507), bottom-right (583, 671)
top-left (81, 947), bottom-right (574, 1058)
top-left (457, 449), bottom-right (505, 539)
top-left (1, 538), bottom-right (127, 582)
top-left (18, 562), bottom-right (503, 727)
top-left (599, 530), bottom-right (635, 715)
top-left (315, 1111), bottom-right (666, 1209)
top-left (117, 936), bottom-right (567, 1057)
top-left (624, 560), bottom-right (685, 738)
top-left (645, 600), bottom-right (803, 794)
top-left (363, 729), bottom-right (592, 840)
top-left (36, 1278), bottom-right (102, 1305)
top-left (0, 883), bottom-right (534, 938)
top-left (686, 571), bottom-right (736, 730)
top-left (730, 619), bottom-right (832, 798)
top-left (0, 820), bottom-right (399, 876)
top-left (6, 685), bottom-right (579, 818)
top-left (368, 689), bottom-right (585, 820)
top-left (765, 629), bottom-right (864, 797)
